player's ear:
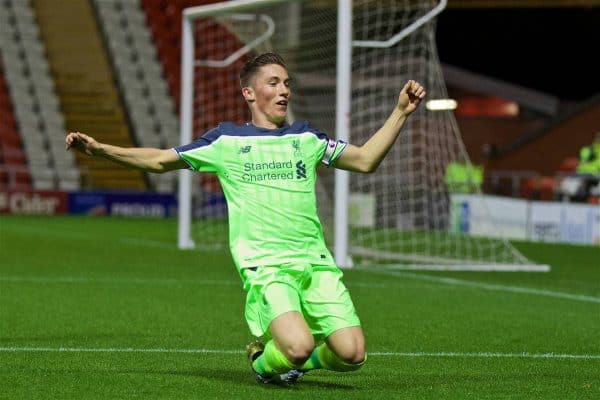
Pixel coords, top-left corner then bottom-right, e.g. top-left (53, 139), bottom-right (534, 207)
top-left (242, 86), bottom-right (255, 103)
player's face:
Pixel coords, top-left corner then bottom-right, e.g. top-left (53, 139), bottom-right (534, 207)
top-left (249, 64), bottom-right (291, 126)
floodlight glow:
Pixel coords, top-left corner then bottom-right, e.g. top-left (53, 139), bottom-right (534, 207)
top-left (426, 99), bottom-right (457, 111)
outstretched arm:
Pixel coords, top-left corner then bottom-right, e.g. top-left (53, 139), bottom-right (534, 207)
top-left (333, 80), bottom-right (426, 173)
top-left (65, 131), bottom-right (187, 173)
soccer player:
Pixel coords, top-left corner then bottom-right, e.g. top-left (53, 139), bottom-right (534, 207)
top-left (66, 52), bottom-right (426, 384)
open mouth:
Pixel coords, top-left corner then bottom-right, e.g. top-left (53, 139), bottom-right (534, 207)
top-left (275, 100), bottom-right (288, 107)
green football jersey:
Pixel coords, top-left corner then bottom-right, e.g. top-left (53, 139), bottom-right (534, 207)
top-left (174, 121), bottom-right (347, 270)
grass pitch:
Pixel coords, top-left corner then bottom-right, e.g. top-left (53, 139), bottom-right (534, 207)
top-left (1, 215), bottom-right (599, 399)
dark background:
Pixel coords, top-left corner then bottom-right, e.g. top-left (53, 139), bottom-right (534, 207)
top-left (436, 7), bottom-right (600, 101)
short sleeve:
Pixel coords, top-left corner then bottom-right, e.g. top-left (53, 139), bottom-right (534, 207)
top-left (172, 127), bottom-right (222, 173)
top-left (299, 121), bottom-right (348, 168)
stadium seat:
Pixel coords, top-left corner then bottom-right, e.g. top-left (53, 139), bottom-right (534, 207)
top-left (0, 146), bottom-right (27, 165)
top-left (0, 127), bottom-right (22, 148)
top-left (558, 157), bottom-right (579, 173)
top-left (0, 0), bottom-right (75, 191)
top-left (1, 52), bottom-right (32, 190)
top-left (538, 177), bottom-right (556, 201)
top-left (521, 176), bottom-right (556, 201)
top-left (14, 168), bottom-right (31, 186)
top-left (129, 0), bottom-right (248, 156)
top-left (94, 0), bottom-right (178, 179)
top-left (31, 0), bottom-right (147, 190)
top-left (0, 169), bottom-right (8, 189)
top-left (0, 164), bottom-right (31, 190)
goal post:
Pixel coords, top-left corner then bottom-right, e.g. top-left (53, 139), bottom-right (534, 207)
top-left (178, 0), bottom-right (548, 271)
top-left (334, 0), bottom-right (351, 267)
top-left (177, 8), bottom-right (195, 250)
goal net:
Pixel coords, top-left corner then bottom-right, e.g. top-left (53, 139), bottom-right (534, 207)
top-left (179, 0), bottom-right (544, 271)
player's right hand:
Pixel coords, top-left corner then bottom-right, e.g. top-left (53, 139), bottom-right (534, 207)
top-left (397, 80), bottom-right (426, 116)
top-left (65, 131), bottom-right (101, 156)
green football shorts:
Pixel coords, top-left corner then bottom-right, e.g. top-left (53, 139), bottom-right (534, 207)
top-left (241, 263), bottom-right (361, 342)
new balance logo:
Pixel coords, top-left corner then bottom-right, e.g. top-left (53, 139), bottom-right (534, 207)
top-left (238, 146), bottom-right (252, 154)
top-left (296, 160), bottom-right (306, 179)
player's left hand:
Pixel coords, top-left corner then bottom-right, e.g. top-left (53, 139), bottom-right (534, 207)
top-left (397, 80), bottom-right (426, 115)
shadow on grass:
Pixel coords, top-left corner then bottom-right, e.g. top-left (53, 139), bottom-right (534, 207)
top-left (165, 367), bottom-right (357, 390)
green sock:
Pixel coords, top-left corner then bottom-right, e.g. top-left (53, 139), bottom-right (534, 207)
top-left (299, 343), bottom-right (366, 372)
top-left (251, 340), bottom-right (296, 377)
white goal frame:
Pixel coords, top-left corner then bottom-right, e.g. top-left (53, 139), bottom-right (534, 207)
top-left (177, 0), bottom-right (446, 266)
top-left (176, 0), bottom-right (549, 272)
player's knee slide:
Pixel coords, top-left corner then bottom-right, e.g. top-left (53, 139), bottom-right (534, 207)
top-left (341, 353), bottom-right (366, 371)
top-left (351, 353), bottom-right (366, 365)
top-left (331, 356), bottom-right (365, 372)
top-left (338, 348), bottom-right (366, 366)
top-left (283, 344), bottom-right (313, 365)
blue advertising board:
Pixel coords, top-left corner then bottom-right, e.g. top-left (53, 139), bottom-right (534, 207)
top-left (69, 191), bottom-right (177, 217)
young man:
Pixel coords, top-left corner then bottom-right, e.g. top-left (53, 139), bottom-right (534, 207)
top-left (66, 52), bottom-right (426, 384)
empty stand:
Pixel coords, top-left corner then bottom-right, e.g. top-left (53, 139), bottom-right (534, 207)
top-left (32, 0), bottom-right (146, 190)
top-left (0, 56), bottom-right (32, 191)
top-left (94, 0), bottom-right (178, 192)
top-left (0, 1), bottom-right (68, 190)
top-left (140, 0), bottom-right (250, 131)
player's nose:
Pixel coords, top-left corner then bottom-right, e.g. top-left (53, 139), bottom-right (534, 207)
top-left (279, 83), bottom-right (289, 96)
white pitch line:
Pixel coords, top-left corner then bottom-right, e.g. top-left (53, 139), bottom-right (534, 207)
top-left (0, 347), bottom-right (242, 354)
top-left (1, 347), bottom-right (599, 360)
top-left (379, 263), bottom-right (550, 272)
top-left (367, 269), bottom-right (600, 304)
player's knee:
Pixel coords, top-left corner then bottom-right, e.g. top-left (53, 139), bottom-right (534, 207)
top-left (281, 338), bottom-right (314, 365)
top-left (338, 345), bottom-right (366, 365)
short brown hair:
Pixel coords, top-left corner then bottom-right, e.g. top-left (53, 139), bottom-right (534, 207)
top-left (239, 52), bottom-right (287, 87)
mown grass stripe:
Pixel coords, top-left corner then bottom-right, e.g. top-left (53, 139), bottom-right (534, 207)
top-left (0, 276), bottom-right (419, 289)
